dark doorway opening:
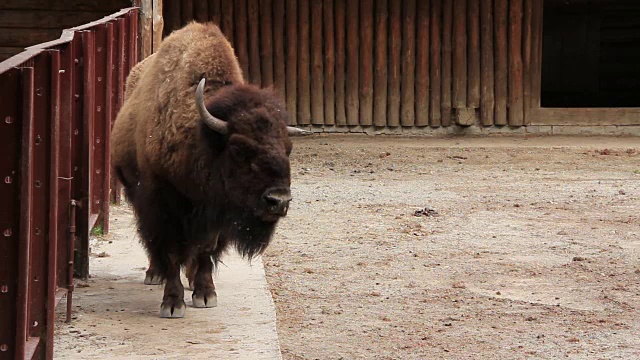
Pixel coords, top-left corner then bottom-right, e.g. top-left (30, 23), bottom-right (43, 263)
top-left (541, 0), bottom-right (640, 108)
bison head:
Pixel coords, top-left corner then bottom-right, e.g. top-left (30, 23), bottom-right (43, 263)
top-left (195, 78), bottom-right (310, 224)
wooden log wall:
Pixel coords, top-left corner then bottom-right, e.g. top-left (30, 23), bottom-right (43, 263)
top-left (163, 0), bottom-right (533, 128)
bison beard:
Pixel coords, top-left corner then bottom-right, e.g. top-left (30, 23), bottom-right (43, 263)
top-left (110, 22), bottom-right (310, 318)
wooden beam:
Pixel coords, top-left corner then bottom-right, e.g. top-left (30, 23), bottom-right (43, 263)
top-left (260, 0), bottom-right (274, 87)
top-left (387, 0), bottom-right (401, 127)
top-left (140, 0), bottom-right (153, 58)
top-left (311, 0), bottom-right (324, 125)
top-left (430, 0), bottom-right (442, 127)
top-left (346, 0), bottom-right (359, 126)
top-left (194, 0), bottom-right (208, 22)
top-left (452, 0), bottom-right (467, 110)
top-left (297, 0), bottom-right (311, 124)
top-left (273, 0), bottom-right (286, 101)
top-left (494, 0), bottom-right (507, 125)
top-left (247, 0), bottom-right (261, 85)
top-left (234, 0), bottom-right (249, 79)
top-left (152, 0), bottom-right (163, 52)
top-left (467, 0), bottom-right (480, 108)
top-left (323, 0), bottom-right (335, 125)
top-left (285, 0), bottom-right (297, 125)
top-left (359, 0), bottom-right (374, 126)
top-left (334, 0), bottom-right (346, 126)
top-left (480, 0), bottom-right (494, 126)
top-left (373, 0), bottom-right (388, 127)
top-left (416, 0), bottom-right (430, 127)
top-left (508, 0), bottom-right (524, 126)
top-left (441, 0), bottom-right (453, 126)
top-left (401, 0), bottom-right (416, 127)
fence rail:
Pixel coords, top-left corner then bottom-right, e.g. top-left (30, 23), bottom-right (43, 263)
top-left (0, 7), bottom-right (140, 360)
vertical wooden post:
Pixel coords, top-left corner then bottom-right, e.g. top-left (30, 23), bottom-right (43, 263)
top-left (359, 0), bottom-right (374, 127)
top-left (508, 0), bottom-right (524, 126)
top-left (140, 0), bottom-right (153, 58)
top-left (373, 0), bottom-right (388, 127)
top-left (346, 0), bottom-right (359, 126)
top-left (401, 0), bottom-right (416, 127)
top-left (221, 0), bottom-right (234, 43)
top-left (248, 0), bottom-right (262, 85)
top-left (494, 0), bottom-right (508, 125)
top-left (234, 0), bottom-right (249, 79)
top-left (311, 0), bottom-right (324, 125)
top-left (209, 0), bottom-right (222, 25)
top-left (260, 0), bottom-right (274, 87)
top-left (195, 0), bottom-right (209, 22)
top-left (467, 0), bottom-right (480, 108)
top-left (453, 0), bottom-right (467, 110)
top-left (523, 0), bottom-right (533, 124)
top-left (182, 0), bottom-right (194, 25)
top-left (480, 0), bottom-right (494, 126)
top-left (323, 0), bottom-right (336, 125)
top-left (430, 0), bottom-right (442, 127)
top-left (334, 0), bottom-right (347, 126)
top-left (441, 0), bottom-right (453, 126)
top-left (297, 0), bottom-right (311, 124)
top-left (387, 0), bottom-right (401, 127)
top-left (273, 0), bottom-right (286, 102)
top-left (416, 0), bottom-right (430, 127)
top-left (530, 0), bottom-right (543, 114)
top-left (285, 0), bottom-right (297, 125)
top-left (152, 0), bottom-right (164, 52)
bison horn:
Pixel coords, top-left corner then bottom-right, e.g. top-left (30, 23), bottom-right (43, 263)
top-left (196, 78), bottom-right (229, 135)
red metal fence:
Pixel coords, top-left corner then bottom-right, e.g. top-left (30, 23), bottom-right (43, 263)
top-left (0, 8), bottom-right (139, 360)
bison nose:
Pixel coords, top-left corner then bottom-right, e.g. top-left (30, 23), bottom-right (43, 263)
top-left (262, 189), bottom-right (292, 216)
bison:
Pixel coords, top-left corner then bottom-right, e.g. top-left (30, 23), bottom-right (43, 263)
top-left (110, 22), bottom-right (309, 318)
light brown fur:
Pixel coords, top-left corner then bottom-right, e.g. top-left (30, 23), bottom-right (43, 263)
top-left (111, 22), bottom-right (244, 198)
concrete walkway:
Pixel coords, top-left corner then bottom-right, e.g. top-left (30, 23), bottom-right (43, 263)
top-left (54, 205), bottom-right (282, 359)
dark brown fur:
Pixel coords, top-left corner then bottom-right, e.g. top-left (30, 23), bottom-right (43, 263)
top-left (110, 22), bottom-right (293, 317)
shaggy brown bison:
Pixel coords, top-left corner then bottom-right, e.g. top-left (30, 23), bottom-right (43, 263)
top-left (110, 22), bottom-right (309, 318)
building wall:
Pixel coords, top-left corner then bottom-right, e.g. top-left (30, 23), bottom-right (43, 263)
top-left (161, 0), bottom-right (640, 129)
top-left (0, 0), bottom-right (132, 61)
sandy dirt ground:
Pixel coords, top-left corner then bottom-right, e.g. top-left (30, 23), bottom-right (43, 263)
top-left (263, 135), bottom-right (640, 360)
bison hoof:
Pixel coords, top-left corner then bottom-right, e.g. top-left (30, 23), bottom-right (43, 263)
top-left (144, 274), bottom-right (163, 285)
top-left (160, 299), bottom-right (186, 318)
top-left (192, 288), bottom-right (217, 308)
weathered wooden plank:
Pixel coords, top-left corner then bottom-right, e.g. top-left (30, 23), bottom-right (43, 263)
top-left (141, 0), bottom-right (153, 58)
top-left (430, 0), bottom-right (441, 127)
top-left (346, 0), bottom-right (359, 126)
top-left (416, 0), bottom-right (430, 126)
top-left (208, 0), bottom-right (222, 25)
top-left (323, 0), bottom-right (335, 125)
top-left (248, 0), bottom-right (262, 85)
top-left (181, 0), bottom-right (194, 25)
top-left (221, 0), bottom-right (234, 42)
top-left (334, 0), bottom-right (347, 126)
top-left (359, 0), bottom-right (374, 126)
top-left (531, 108), bottom-right (640, 126)
top-left (153, 0), bottom-right (164, 52)
top-left (494, 0), bottom-right (508, 125)
top-left (373, 0), bottom-right (388, 127)
top-left (387, 0), bottom-right (401, 127)
top-left (452, 0), bottom-right (467, 110)
top-left (530, 0), bottom-right (543, 111)
top-left (401, 0), bottom-right (416, 127)
top-left (285, 0), bottom-right (297, 125)
top-left (297, 0), bottom-right (311, 124)
top-left (311, 0), bottom-right (324, 125)
top-left (195, 0), bottom-right (209, 22)
top-left (523, 0), bottom-right (533, 124)
top-left (467, 0), bottom-right (480, 108)
top-left (441, 0), bottom-right (453, 126)
top-left (508, 0), bottom-right (524, 126)
top-left (260, 0), bottom-right (274, 87)
top-left (234, 0), bottom-right (249, 78)
top-left (273, 0), bottom-right (286, 101)
top-left (480, 0), bottom-right (495, 126)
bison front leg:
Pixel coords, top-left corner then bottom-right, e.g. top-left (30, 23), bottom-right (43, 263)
top-left (191, 253), bottom-right (217, 308)
top-left (160, 256), bottom-right (186, 318)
